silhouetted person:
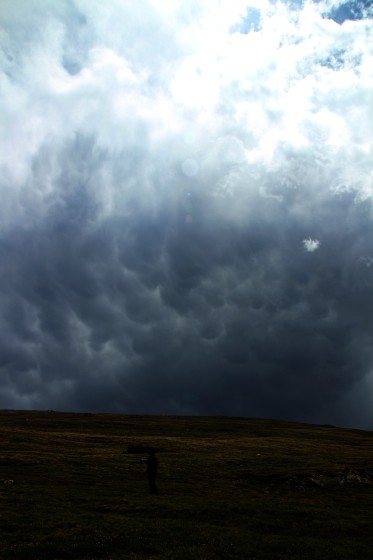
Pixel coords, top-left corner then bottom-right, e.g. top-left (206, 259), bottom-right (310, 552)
top-left (146, 449), bottom-right (158, 494)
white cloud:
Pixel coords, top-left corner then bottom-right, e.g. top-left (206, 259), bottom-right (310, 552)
top-left (1, 1), bottom-right (372, 216)
top-left (303, 238), bottom-right (320, 252)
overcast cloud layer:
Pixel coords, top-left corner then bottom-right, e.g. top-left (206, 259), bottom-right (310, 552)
top-left (1, 0), bottom-right (373, 429)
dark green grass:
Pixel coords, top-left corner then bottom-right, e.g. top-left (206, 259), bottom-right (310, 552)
top-left (1, 411), bottom-right (372, 559)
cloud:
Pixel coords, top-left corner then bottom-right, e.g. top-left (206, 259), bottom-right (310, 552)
top-left (303, 238), bottom-right (320, 252)
top-left (0, 0), bottom-right (373, 429)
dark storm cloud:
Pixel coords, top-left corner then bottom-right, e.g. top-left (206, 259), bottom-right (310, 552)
top-left (0, 0), bottom-right (373, 428)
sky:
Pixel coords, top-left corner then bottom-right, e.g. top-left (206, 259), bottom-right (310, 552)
top-left (1, 0), bottom-right (373, 429)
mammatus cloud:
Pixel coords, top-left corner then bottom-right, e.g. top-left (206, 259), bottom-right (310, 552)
top-left (0, 0), bottom-right (373, 429)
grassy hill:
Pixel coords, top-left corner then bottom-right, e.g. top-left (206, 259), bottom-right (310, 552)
top-left (0, 410), bottom-right (372, 559)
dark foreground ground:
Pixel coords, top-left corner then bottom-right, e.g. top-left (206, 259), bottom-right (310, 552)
top-left (0, 410), bottom-right (372, 559)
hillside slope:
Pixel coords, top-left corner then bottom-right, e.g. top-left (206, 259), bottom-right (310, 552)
top-left (1, 410), bottom-right (372, 559)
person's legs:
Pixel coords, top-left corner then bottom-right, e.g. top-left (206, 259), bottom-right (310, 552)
top-left (149, 476), bottom-right (158, 494)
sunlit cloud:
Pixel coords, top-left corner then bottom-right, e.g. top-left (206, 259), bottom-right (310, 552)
top-left (303, 238), bottom-right (320, 252)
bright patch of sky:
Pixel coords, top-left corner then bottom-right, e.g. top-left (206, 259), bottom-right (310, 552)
top-left (0, 1), bottom-right (371, 231)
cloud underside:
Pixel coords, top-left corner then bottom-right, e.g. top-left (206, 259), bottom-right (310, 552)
top-left (0, 0), bottom-right (373, 428)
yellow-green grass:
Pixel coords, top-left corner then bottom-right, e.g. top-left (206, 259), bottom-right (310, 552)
top-left (1, 410), bottom-right (372, 559)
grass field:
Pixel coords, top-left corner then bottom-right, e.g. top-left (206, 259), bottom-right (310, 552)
top-left (0, 410), bottom-right (372, 559)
